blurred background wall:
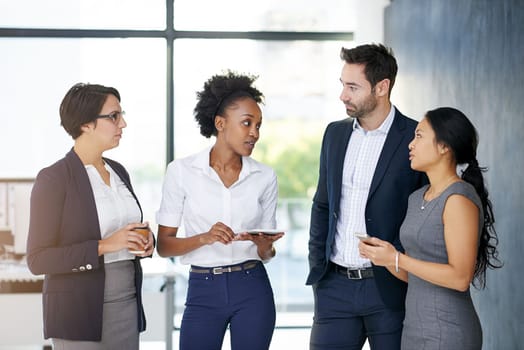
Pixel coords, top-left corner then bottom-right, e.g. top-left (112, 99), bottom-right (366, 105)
top-left (384, 0), bottom-right (524, 348)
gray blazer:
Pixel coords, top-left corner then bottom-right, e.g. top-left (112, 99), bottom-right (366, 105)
top-left (26, 149), bottom-right (147, 340)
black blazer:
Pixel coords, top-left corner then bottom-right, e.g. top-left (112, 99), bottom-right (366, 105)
top-left (26, 149), bottom-right (147, 340)
top-left (306, 108), bottom-right (427, 311)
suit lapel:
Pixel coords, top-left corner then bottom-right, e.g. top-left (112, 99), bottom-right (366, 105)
top-left (332, 120), bottom-right (353, 204)
top-left (368, 111), bottom-right (408, 198)
top-left (66, 149), bottom-right (102, 238)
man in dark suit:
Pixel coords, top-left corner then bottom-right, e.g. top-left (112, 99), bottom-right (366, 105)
top-left (307, 44), bottom-right (427, 350)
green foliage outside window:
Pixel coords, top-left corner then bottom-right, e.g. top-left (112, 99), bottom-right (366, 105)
top-left (253, 119), bottom-right (323, 199)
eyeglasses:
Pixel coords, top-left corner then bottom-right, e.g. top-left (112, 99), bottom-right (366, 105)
top-left (95, 111), bottom-right (125, 124)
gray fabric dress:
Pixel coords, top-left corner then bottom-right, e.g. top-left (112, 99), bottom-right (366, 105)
top-left (399, 181), bottom-right (483, 350)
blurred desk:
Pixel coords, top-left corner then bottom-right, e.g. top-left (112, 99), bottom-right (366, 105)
top-left (0, 259), bottom-right (177, 350)
top-left (0, 260), bottom-right (43, 293)
top-left (0, 260), bottom-right (49, 347)
top-left (140, 258), bottom-right (178, 350)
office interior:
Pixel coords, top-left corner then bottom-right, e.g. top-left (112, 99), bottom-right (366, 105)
top-left (1, 1), bottom-right (522, 349)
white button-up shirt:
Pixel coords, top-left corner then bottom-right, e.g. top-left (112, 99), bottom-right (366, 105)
top-left (331, 105), bottom-right (395, 268)
top-left (156, 147), bottom-right (278, 267)
top-left (85, 163), bottom-right (141, 264)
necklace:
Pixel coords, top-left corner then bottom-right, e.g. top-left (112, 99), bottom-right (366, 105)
top-left (420, 198), bottom-right (429, 211)
top-left (420, 175), bottom-right (458, 210)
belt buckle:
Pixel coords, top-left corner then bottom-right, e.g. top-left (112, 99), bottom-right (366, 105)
top-left (213, 266), bottom-right (232, 274)
top-left (347, 269), bottom-right (363, 280)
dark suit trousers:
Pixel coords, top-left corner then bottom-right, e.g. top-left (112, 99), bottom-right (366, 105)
top-left (310, 266), bottom-right (404, 350)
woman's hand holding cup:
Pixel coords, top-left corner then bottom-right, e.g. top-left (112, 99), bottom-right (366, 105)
top-left (129, 223), bottom-right (152, 255)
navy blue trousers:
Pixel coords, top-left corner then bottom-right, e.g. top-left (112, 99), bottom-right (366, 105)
top-left (310, 268), bottom-right (404, 350)
top-left (180, 261), bottom-right (276, 350)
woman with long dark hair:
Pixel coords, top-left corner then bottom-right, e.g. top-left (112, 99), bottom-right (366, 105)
top-left (359, 107), bottom-right (501, 349)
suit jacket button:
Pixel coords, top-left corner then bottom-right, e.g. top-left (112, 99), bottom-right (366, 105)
top-left (79, 266), bottom-right (86, 271)
top-left (86, 264), bottom-right (92, 270)
top-left (72, 268), bottom-right (78, 272)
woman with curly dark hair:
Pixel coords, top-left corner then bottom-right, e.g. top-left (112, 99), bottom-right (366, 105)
top-left (359, 107), bottom-right (502, 349)
top-left (156, 70), bottom-right (284, 350)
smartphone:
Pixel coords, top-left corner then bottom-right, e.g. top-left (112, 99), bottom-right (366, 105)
top-left (354, 232), bottom-right (370, 241)
top-left (355, 232), bottom-right (378, 246)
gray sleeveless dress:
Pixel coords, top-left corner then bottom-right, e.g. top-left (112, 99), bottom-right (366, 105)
top-left (399, 181), bottom-right (483, 350)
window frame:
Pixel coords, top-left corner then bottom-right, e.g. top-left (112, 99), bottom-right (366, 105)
top-left (0, 0), bottom-right (353, 166)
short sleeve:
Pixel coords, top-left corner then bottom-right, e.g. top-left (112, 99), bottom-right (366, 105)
top-left (156, 161), bottom-right (185, 228)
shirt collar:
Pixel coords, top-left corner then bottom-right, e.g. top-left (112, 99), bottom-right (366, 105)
top-left (352, 104), bottom-right (396, 135)
top-left (191, 146), bottom-right (262, 180)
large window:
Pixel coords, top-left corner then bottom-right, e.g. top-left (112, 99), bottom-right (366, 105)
top-left (171, 38), bottom-right (346, 313)
top-left (1, 0), bottom-right (388, 336)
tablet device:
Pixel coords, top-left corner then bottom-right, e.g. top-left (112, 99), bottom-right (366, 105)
top-left (245, 229), bottom-right (284, 235)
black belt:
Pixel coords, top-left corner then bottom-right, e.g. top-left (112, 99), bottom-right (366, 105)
top-left (190, 260), bottom-right (259, 275)
top-left (331, 262), bottom-right (374, 280)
